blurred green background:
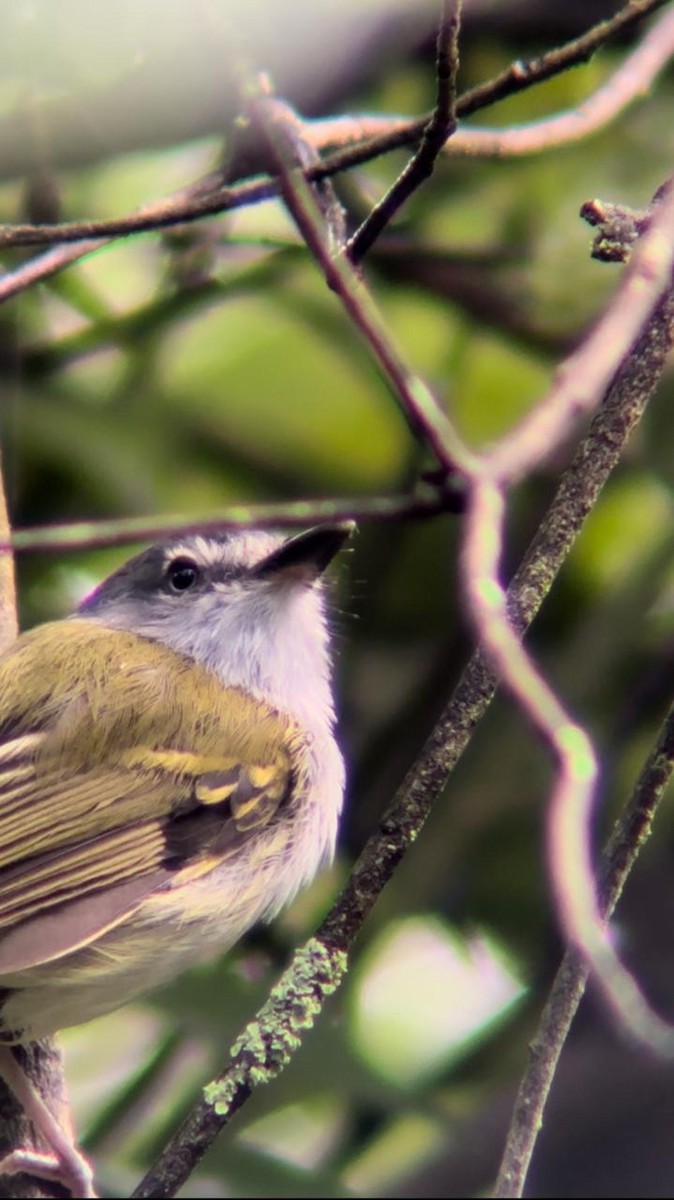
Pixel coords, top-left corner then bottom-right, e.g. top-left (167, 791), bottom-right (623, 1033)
top-left (2, 1), bottom-right (674, 1196)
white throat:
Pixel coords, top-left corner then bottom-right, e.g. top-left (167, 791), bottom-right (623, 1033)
top-left (206, 583), bottom-right (336, 739)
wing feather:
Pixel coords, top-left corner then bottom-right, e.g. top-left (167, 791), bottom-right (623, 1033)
top-left (0, 619), bottom-right (303, 972)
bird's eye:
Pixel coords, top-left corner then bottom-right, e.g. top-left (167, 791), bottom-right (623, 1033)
top-left (166, 557), bottom-right (200, 593)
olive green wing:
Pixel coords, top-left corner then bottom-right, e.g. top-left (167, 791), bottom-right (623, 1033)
top-left (0, 619), bottom-right (301, 974)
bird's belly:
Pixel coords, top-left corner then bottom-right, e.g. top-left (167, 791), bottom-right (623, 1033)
top-left (0, 899), bottom-right (240, 1041)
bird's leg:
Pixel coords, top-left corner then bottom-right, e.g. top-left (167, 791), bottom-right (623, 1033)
top-left (0, 1045), bottom-right (95, 1198)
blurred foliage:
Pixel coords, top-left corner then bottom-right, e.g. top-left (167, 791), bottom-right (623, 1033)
top-left (2, 1), bottom-right (674, 1196)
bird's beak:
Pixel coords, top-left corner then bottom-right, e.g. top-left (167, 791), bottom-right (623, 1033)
top-left (257, 521), bottom-right (355, 583)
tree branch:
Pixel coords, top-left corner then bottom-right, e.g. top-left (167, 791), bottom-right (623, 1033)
top-left (0, 0), bottom-right (664, 258)
top-left (247, 78), bottom-right (473, 480)
top-left (323, 0), bottom-right (674, 163)
top-left (3, 487), bottom-right (464, 556)
top-left (347, 0), bottom-right (462, 264)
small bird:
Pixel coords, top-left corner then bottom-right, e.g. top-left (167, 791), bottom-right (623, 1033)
top-left (0, 521), bottom-right (352, 1197)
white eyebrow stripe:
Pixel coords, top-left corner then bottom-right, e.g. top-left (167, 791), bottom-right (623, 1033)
top-left (163, 536), bottom-right (225, 568)
top-left (163, 533), bottom-right (284, 573)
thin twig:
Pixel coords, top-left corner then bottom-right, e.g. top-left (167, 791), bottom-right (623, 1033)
top-left (495, 674), bottom-right (674, 1198)
top-left (0, 170), bottom-right (283, 250)
top-left (446, 0), bottom-right (667, 120)
top-left (0, 174), bottom-right (239, 305)
top-left (3, 487), bottom-right (464, 556)
top-left (316, 1), bottom-right (674, 162)
top-left (463, 468), bottom-right (674, 1052)
top-left (0, 242), bottom-right (107, 305)
top-left (449, 0), bottom-right (674, 158)
top-left (347, 0), bottom-right (462, 264)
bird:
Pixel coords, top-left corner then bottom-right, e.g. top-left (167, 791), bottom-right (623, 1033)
top-left (0, 521), bottom-right (352, 1197)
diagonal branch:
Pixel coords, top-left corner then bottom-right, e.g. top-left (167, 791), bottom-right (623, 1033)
top-left (347, 0), bottom-right (462, 265)
top-left (246, 77), bottom-right (473, 480)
